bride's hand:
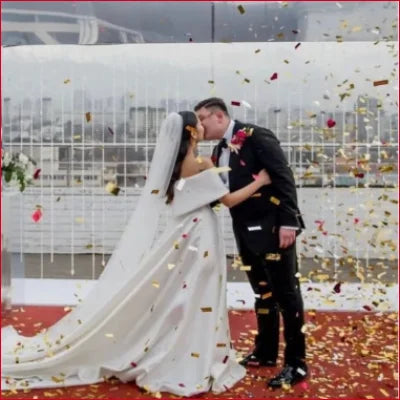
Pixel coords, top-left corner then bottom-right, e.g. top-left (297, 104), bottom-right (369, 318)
top-left (256, 169), bottom-right (272, 185)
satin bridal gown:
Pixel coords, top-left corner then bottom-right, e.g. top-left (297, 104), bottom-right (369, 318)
top-left (2, 168), bottom-right (246, 396)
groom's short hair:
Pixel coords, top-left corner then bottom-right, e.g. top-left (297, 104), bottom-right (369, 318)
top-left (194, 97), bottom-right (229, 116)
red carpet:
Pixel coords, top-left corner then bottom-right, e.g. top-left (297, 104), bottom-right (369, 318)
top-left (1, 306), bottom-right (398, 399)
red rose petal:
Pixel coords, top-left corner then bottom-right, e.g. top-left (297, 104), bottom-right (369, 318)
top-left (270, 72), bottom-right (278, 80)
top-left (223, 355), bottom-right (229, 364)
top-left (240, 160), bottom-right (246, 166)
top-left (193, 218), bottom-right (198, 223)
top-left (33, 169), bottom-right (41, 179)
top-left (354, 218), bottom-right (359, 224)
top-left (333, 282), bottom-right (342, 293)
top-left (300, 381), bottom-right (309, 390)
top-left (295, 42), bottom-right (301, 49)
top-left (130, 362), bottom-right (137, 368)
top-left (363, 305), bottom-right (372, 311)
top-left (32, 209), bottom-right (42, 223)
top-left (182, 233), bottom-right (189, 239)
top-left (231, 100), bottom-right (241, 106)
top-left (327, 119), bottom-right (336, 128)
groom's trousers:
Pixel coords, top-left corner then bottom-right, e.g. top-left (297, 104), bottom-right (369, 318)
top-left (238, 238), bottom-right (306, 367)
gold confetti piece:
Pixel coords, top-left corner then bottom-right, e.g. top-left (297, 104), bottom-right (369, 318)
top-left (85, 112), bottom-right (91, 123)
top-left (201, 307), bottom-right (212, 312)
top-left (216, 343), bottom-right (227, 347)
top-left (185, 125), bottom-right (197, 135)
top-left (75, 217), bottom-right (84, 224)
top-left (378, 165), bottom-right (394, 173)
top-left (237, 4), bottom-right (245, 14)
top-left (265, 253), bottom-right (281, 261)
top-left (105, 182), bottom-right (120, 196)
top-left (255, 49), bottom-right (261, 54)
top-left (259, 281), bottom-right (267, 286)
top-left (143, 385), bottom-right (151, 392)
top-left (73, 134), bottom-right (81, 140)
top-left (380, 150), bottom-right (389, 159)
top-left (270, 196), bottom-right (280, 205)
top-left (257, 309), bottom-right (269, 314)
top-left (240, 265), bottom-right (251, 271)
top-left (191, 352), bottom-right (200, 358)
top-left (243, 78), bottom-right (250, 83)
top-left (212, 166), bottom-right (231, 174)
top-left (152, 281), bottom-right (160, 289)
top-left (173, 241), bottom-right (179, 249)
top-left (373, 79), bottom-right (388, 86)
top-left (203, 251), bottom-right (209, 258)
top-left (151, 189), bottom-right (160, 194)
top-left (251, 193), bottom-right (262, 198)
top-left (261, 292), bottom-right (272, 300)
top-left (167, 263), bottom-right (175, 270)
top-left (63, 79), bottom-right (70, 84)
top-left (51, 376), bottom-right (65, 383)
top-left (208, 80), bottom-right (214, 84)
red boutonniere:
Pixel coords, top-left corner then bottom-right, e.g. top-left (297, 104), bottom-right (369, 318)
top-left (229, 127), bottom-right (253, 154)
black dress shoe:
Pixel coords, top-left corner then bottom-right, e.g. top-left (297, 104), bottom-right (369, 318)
top-left (267, 364), bottom-right (308, 388)
top-left (239, 353), bottom-right (277, 367)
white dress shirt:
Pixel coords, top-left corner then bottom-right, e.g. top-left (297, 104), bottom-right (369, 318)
top-left (218, 119), bottom-right (235, 187)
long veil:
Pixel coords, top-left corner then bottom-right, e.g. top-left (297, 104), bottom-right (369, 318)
top-left (2, 112), bottom-right (183, 364)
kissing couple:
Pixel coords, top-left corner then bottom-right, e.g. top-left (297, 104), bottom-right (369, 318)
top-left (2, 98), bottom-right (307, 396)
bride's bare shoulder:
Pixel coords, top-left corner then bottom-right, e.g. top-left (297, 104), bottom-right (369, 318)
top-left (180, 156), bottom-right (215, 178)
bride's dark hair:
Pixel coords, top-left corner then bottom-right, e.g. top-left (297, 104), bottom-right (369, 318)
top-left (165, 111), bottom-right (198, 204)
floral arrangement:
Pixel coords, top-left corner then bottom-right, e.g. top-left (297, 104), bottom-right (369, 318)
top-left (228, 127), bottom-right (254, 153)
top-left (1, 149), bottom-right (38, 192)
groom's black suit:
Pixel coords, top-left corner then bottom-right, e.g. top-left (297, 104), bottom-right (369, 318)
top-left (212, 120), bottom-right (306, 368)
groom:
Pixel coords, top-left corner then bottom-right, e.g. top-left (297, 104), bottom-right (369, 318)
top-left (194, 98), bottom-right (307, 388)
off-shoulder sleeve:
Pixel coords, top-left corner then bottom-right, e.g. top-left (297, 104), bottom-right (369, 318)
top-left (171, 168), bottom-right (229, 217)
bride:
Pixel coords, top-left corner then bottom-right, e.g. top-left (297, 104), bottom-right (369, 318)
top-left (2, 111), bottom-right (271, 396)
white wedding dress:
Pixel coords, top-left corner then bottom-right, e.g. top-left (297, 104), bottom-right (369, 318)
top-left (1, 168), bottom-right (246, 396)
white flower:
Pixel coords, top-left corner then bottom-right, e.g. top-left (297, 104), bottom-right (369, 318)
top-left (2, 151), bottom-right (12, 167)
top-left (18, 153), bottom-right (29, 165)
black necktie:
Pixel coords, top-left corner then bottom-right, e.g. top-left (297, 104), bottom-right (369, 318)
top-left (217, 138), bottom-right (227, 153)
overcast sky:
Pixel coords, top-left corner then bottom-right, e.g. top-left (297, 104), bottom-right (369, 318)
top-left (3, 40), bottom-right (398, 114)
